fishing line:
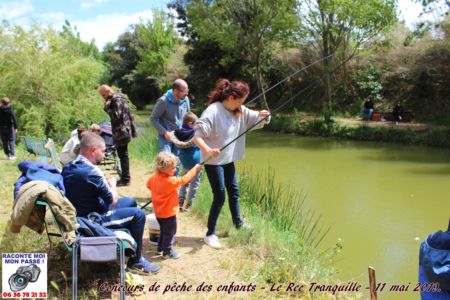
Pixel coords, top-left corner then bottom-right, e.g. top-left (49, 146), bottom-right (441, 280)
top-left (200, 59), bottom-right (344, 165)
top-left (200, 81), bottom-right (317, 165)
top-left (245, 52), bottom-right (335, 107)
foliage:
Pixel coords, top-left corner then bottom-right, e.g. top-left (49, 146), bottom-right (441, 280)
top-left (187, 0), bottom-right (298, 109)
top-left (103, 27), bottom-right (160, 109)
top-left (295, 0), bottom-right (397, 113)
top-left (136, 10), bottom-right (178, 81)
top-left (0, 22), bottom-right (106, 139)
top-left (103, 10), bottom-right (178, 109)
top-left (268, 114), bottom-right (450, 147)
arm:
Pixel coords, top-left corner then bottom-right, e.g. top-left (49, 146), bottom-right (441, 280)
top-left (170, 132), bottom-right (194, 149)
top-left (244, 106), bottom-right (271, 131)
top-left (150, 97), bottom-right (168, 136)
top-left (90, 173), bottom-right (118, 207)
top-left (168, 165), bottom-right (202, 187)
top-left (193, 136), bottom-right (220, 158)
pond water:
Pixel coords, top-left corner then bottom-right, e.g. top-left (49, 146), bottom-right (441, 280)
top-left (237, 131), bottom-right (450, 299)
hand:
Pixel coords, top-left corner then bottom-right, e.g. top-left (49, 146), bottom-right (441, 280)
top-left (208, 148), bottom-right (220, 158)
top-left (164, 131), bottom-right (172, 141)
top-left (259, 110), bottom-right (270, 118)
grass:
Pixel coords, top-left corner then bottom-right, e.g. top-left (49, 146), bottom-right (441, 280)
top-left (190, 167), bottom-right (354, 299)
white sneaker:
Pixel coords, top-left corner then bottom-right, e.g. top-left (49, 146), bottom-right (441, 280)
top-left (204, 234), bottom-right (221, 249)
top-left (8, 156), bottom-right (16, 160)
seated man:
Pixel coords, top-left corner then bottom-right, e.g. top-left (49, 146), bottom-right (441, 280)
top-left (361, 97), bottom-right (374, 120)
top-left (62, 133), bottom-right (159, 274)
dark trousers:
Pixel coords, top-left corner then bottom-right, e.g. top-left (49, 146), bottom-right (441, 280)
top-left (156, 215), bottom-right (177, 255)
top-left (116, 143), bottom-right (130, 182)
top-left (1, 126), bottom-right (15, 157)
top-left (204, 162), bottom-right (242, 236)
top-left (102, 197), bottom-right (145, 264)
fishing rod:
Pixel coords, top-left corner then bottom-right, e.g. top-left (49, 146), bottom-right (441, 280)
top-left (139, 55), bottom-right (336, 210)
top-left (200, 56), bottom-right (346, 165)
top-left (245, 52), bottom-right (335, 107)
top-left (200, 81), bottom-right (317, 165)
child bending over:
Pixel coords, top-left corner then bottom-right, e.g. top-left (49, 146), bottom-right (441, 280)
top-left (146, 151), bottom-right (202, 258)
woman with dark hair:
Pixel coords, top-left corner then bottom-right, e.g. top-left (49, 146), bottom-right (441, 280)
top-left (193, 79), bottom-right (270, 249)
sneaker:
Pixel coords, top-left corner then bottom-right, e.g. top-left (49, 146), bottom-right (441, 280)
top-left (183, 203), bottom-right (192, 212)
top-left (116, 179), bottom-right (130, 187)
top-left (237, 222), bottom-right (252, 230)
top-left (204, 234), bottom-right (221, 249)
top-left (8, 156), bottom-right (16, 160)
top-left (127, 257), bottom-right (160, 275)
top-left (163, 250), bottom-right (181, 259)
top-left (155, 247), bottom-right (163, 255)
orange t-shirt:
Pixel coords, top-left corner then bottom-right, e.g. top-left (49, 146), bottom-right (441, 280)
top-left (146, 168), bottom-right (198, 218)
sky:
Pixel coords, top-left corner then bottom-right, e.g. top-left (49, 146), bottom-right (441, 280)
top-left (0, 0), bottom-right (429, 50)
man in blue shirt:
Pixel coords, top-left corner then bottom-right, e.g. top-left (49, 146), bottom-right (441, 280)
top-left (150, 79), bottom-right (190, 155)
top-left (62, 133), bottom-right (159, 274)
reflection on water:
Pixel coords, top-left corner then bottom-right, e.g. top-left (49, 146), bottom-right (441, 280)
top-left (237, 131), bottom-right (450, 300)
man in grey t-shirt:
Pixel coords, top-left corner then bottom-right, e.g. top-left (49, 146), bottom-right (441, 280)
top-left (150, 79), bottom-right (190, 155)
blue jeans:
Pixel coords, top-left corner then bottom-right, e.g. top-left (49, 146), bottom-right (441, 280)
top-left (361, 108), bottom-right (373, 120)
top-left (102, 197), bottom-right (145, 263)
top-left (157, 134), bottom-right (180, 156)
top-left (179, 169), bottom-right (202, 205)
top-left (204, 163), bottom-right (243, 236)
top-left (157, 134), bottom-right (180, 174)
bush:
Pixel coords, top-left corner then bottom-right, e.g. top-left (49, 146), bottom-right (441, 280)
top-left (0, 22), bottom-right (107, 140)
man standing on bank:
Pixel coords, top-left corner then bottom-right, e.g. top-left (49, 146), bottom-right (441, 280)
top-left (150, 79), bottom-right (190, 155)
top-left (99, 85), bottom-right (137, 186)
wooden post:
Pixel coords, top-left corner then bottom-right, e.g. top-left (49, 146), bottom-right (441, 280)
top-left (368, 266), bottom-right (377, 300)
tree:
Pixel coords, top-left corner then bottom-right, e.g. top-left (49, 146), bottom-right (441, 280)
top-left (0, 22), bottom-right (106, 139)
top-left (296, 0), bottom-right (397, 117)
top-left (168, 0), bottom-right (242, 101)
top-left (136, 9), bottom-right (178, 85)
top-left (103, 10), bottom-right (178, 108)
top-left (188, 0), bottom-right (298, 109)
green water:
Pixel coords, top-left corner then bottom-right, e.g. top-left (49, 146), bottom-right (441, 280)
top-left (237, 131), bottom-right (450, 300)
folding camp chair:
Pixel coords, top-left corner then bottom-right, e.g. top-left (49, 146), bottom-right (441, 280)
top-left (23, 137), bottom-right (62, 170)
top-left (36, 200), bottom-right (127, 300)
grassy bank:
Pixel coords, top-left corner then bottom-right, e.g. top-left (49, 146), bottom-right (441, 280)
top-left (268, 114), bottom-right (450, 148)
top-left (190, 168), bottom-right (353, 299)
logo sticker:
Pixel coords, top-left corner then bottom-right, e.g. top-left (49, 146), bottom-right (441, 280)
top-left (2, 253), bottom-right (47, 298)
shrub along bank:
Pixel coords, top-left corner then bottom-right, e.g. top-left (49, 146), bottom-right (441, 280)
top-left (268, 115), bottom-right (450, 148)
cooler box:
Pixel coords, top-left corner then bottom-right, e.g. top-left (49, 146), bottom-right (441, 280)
top-left (371, 111), bottom-right (382, 121)
top-left (145, 213), bottom-right (160, 245)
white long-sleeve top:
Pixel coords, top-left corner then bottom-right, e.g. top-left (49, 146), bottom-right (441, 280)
top-left (194, 102), bottom-right (270, 165)
top-left (59, 135), bottom-right (80, 165)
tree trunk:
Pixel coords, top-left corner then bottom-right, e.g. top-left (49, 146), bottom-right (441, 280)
top-left (255, 61), bottom-right (268, 110)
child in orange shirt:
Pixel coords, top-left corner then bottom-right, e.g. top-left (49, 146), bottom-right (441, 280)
top-left (146, 151), bottom-right (202, 258)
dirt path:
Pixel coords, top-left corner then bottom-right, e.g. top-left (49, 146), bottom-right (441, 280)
top-left (112, 161), bottom-right (254, 300)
